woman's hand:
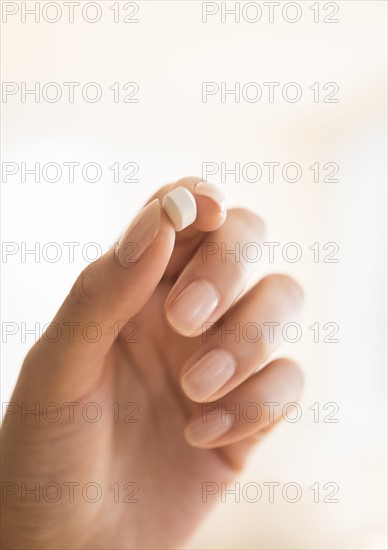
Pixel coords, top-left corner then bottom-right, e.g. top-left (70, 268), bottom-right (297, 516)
top-left (1, 177), bottom-right (304, 549)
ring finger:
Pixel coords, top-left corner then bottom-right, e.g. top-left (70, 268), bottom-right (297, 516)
top-left (180, 274), bottom-right (304, 403)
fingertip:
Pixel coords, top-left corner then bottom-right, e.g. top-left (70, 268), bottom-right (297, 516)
top-left (195, 181), bottom-right (226, 211)
top-left (193, 180), bottom-right (226, 232)
top-left (194, 194), bottom-right (226, 232)
top-left (162, 186), bottom-right (197, 232)
top-left (164, 177), bottom-right (226, 233)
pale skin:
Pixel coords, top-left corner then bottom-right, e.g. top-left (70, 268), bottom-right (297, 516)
top-left (0, 177), bottom-right (304, 549)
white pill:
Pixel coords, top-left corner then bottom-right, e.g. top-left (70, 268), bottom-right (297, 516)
top-left (162, 186), bottom-right (197, 231)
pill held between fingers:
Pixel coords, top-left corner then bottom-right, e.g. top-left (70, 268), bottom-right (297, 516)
top-left (162, 187), bottom-right (197, 231)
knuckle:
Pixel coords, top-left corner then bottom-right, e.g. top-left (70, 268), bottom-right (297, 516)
top-left (262, 274), bottom-right (304, 303)
top-left (274, 357), bottom-right (304, 377)
top-left (68, 264), bottom-right (97, 312)
top-left (228, 208), bottom-right (267, 238)
top-left (255, 328), bottom-right (272, 361)
top-left (286, 360), bottom-right (305, 388)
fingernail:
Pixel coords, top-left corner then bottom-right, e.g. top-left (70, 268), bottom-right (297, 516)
top-left (162, 186), bottom-right (197, 231)
top-left (195, 181), bottom-right (226, 214)
top-left (117, 199), bottom-right (161, 267)
top-left (166, 280), bottom-right (219, 336)
top-left (181, 349), bottom-right (236, 402)
top-left (185, 412), bottom-right (232, 446)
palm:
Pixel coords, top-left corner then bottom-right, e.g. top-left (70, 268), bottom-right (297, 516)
top-left (2, 182), bottom-right (304, 550)
top-left (79, 279), bottom-right (237, 549)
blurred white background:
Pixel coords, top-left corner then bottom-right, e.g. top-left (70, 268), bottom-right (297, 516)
top-left (1, 1), bottom-right (387, 548)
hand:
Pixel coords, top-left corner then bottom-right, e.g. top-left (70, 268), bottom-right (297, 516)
top-left (1, 177), bottom-right (304, 549)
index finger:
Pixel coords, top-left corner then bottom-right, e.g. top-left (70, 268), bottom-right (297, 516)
top-left (147, 176), bottom-right (227, 280)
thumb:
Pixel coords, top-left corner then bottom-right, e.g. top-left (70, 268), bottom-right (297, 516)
top-left (62, 198), bottom-right (174, 334)
top-left (19, 199), bottom-right (175, 401)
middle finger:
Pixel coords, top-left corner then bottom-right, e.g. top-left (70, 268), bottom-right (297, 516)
top-left (164, 208), bottom-right (266, 337)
